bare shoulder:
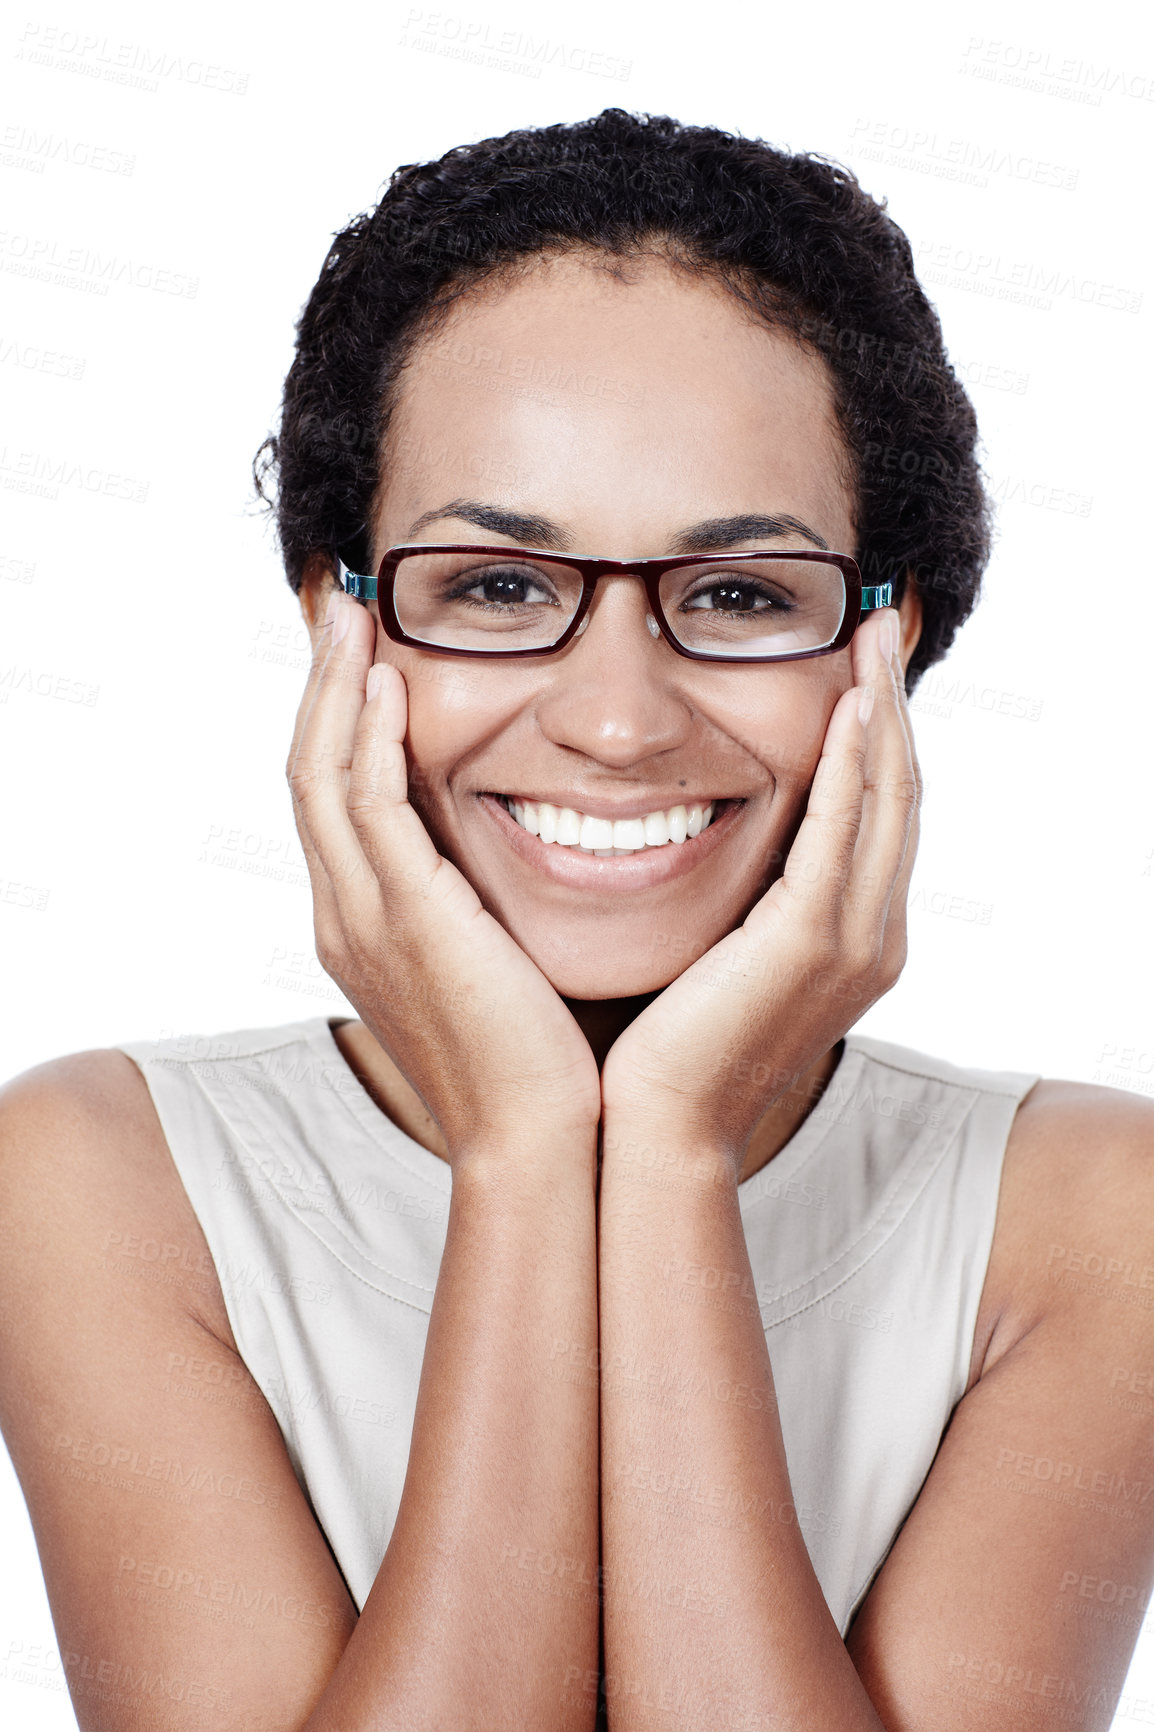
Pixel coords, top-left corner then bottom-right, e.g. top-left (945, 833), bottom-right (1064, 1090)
top-left (0, 1045), bottom-right (235, 1349)
top-left (977, 1076), bottom-right (1154, 1381)
top-left (848, 1079), bottom-right (1154, 1725)
top-left (0, 1050), bottom-right (356, 1728)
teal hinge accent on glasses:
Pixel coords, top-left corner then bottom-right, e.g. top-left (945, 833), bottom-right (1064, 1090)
top-left (338, 558), bottom-right (377, 602)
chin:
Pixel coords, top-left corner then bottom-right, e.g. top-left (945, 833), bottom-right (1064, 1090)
top-left (517, 926), bottom-right (714, 1001)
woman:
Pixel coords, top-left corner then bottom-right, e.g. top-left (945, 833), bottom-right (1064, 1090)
top-left (2, 108), bottom-right (1152, 1731)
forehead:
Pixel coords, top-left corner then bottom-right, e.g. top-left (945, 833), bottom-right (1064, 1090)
top-left (376, 250), bottom-right (855, 550)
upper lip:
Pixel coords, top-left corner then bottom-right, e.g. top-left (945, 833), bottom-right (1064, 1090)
top-left (484, 791), bottom-right (742, 822)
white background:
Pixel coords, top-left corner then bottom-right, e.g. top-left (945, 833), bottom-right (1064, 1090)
top-left (1, 0), bottom-right (1152, 1722)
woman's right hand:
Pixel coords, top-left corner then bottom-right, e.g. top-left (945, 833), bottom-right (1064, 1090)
top-left (286, 589), bottom-right (602, 1163)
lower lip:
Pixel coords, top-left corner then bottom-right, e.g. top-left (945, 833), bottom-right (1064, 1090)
top-left (478, 794), bottom-right (744, 890)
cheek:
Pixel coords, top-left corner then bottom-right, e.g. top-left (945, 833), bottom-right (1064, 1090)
top-left (400, 687), bottom-right (468, 820)
top-left (720, 657), bottom-right (848, 796)
top-left (394, 650), bottom-right (517, 824)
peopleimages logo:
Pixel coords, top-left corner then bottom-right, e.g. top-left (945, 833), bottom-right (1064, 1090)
top-left (914, 238), bottom-right (1142, 315)
top-left (0, 336), bottom-right (85, 379)
top-left (15, 22), bottom-right (249, 95)
top-left (960, 37), bottom-right (1154, 106)
top-left (850, 118), bottom-right (1079, 191)
top-left (396, 9), bottom-right (632, 81)
top-left (0, 123), bottom-right (135, 176)
top-left (0, 446), bottom-right (148, 503)
top-left (0, 231), bottom-right (198, 299)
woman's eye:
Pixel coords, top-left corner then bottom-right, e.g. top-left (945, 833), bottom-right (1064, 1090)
top-left (683, 582), bottom-right (782, 614)
top-left (453, 566), bottom-right (557, 608)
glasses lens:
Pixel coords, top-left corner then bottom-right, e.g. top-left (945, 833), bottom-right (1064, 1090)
top-left (393, 549), bottom-right (584, 651)
top-left (658, 557), bottom-right (847, 658)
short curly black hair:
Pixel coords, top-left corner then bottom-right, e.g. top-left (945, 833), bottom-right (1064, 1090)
top-left (254, 107), bottom-right (990, 692)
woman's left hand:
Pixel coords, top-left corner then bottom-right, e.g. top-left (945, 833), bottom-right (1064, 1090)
top-left (599, 606), bottom-right (921, 1170)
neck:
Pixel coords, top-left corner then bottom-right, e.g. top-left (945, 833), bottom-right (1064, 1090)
top-left (735, 1037), bottom-right (843, 1183)
top-left (562, 991), bottom-right (662, 1071)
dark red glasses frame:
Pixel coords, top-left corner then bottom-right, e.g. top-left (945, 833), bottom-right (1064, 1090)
top-left (338, 543), bottom-right (891, 664)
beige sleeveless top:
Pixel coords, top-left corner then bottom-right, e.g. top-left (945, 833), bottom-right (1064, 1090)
top-left (117, 1016), bottom-right (1038, 1637)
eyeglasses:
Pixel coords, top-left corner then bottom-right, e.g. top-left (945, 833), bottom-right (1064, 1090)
top-left (338, 544), bottom-right (892, 663)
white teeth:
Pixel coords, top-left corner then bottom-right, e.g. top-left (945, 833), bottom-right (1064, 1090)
top-left (537, 802), bottom-right (558, 844)
top-left (555, 807), bottom-right (582, 847)
top-left (579, 814), bottom-right (615, 851)
top-left (500, 796), bottom-right (721, 854)
top-left (644, 810), bottom-right (671, 846)
top-left (613, 818), bottom-right (647, 850)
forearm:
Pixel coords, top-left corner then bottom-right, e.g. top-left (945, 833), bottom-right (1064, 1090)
top-left (598, 1121), bottom-right (883, 1731)
top-left (306, 1141), bottom-right (600, 1732)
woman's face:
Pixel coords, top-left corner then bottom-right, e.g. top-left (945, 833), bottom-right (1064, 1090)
top-left (316, 250), bottom-right (918, 999)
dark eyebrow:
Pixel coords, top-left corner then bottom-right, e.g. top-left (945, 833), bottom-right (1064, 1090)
top-left (669, 514), bottom-right (830, 554)
top-left (405, 500), bottom-right (568, 549)
top-left (403, 500), bottom-right (830, 554)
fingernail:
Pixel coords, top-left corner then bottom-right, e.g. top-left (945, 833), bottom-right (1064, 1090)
top-left (331, 597), bottom-right (351, 645)
top-left (366, 664), bottom-right (384, 701)
top-left (858, 684), bottom-right (876, 725)
top-left (323, 593), bottom-right (338, 630)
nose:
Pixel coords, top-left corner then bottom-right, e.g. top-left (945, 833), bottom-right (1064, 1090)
top-left (533, 573), bottom-right (695, 767)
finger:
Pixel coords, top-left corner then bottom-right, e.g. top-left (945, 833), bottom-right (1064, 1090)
top-left (287, 594), bottom-right (378, 883)
top-left (290, 798), bottom-right (344, 939)
top-left (886, 614), bottom-right (924, 885)
top-left (872, 680), bottom-right (921, 984)
top-left (887, 620), bottom-right (923, 896)
top-left (286, 586), bottom-right (340, 773)
top-left (344, 662), bottom-right (463, 903)
top-left (765, 681), bottom-right (868, 924)
top-left (847, 608), bottom-right (921, 921)
top-left (859, 601), bottom-right (924, 827)
top-left (284, 590), bottom-right (348, 929)
top-left (343, 661), bottom-right (492, 940)
top-left (290, 594), bottom-right (374, 788)
top-left (286, 588), bottom-right (351, 835)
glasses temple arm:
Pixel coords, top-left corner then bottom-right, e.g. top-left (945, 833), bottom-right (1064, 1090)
top-left (859, 581), bottom-right (893, 612)
top-left (337, 556), bottom-right (377, 603)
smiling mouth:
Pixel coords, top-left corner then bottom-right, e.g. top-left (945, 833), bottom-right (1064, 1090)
top-left (490, 795), bottom-right (736, 856)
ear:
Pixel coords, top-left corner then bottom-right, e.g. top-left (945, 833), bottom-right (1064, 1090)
top-left (896, 572), bottom-right (924, 677)
top-left (298, 552), bottom-right (339, 650)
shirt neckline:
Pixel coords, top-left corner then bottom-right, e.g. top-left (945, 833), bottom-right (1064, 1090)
top-left (313, 1015), bottom-right (856, 1195)
top-left (313, 1017), bottom-right (452, 1193)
